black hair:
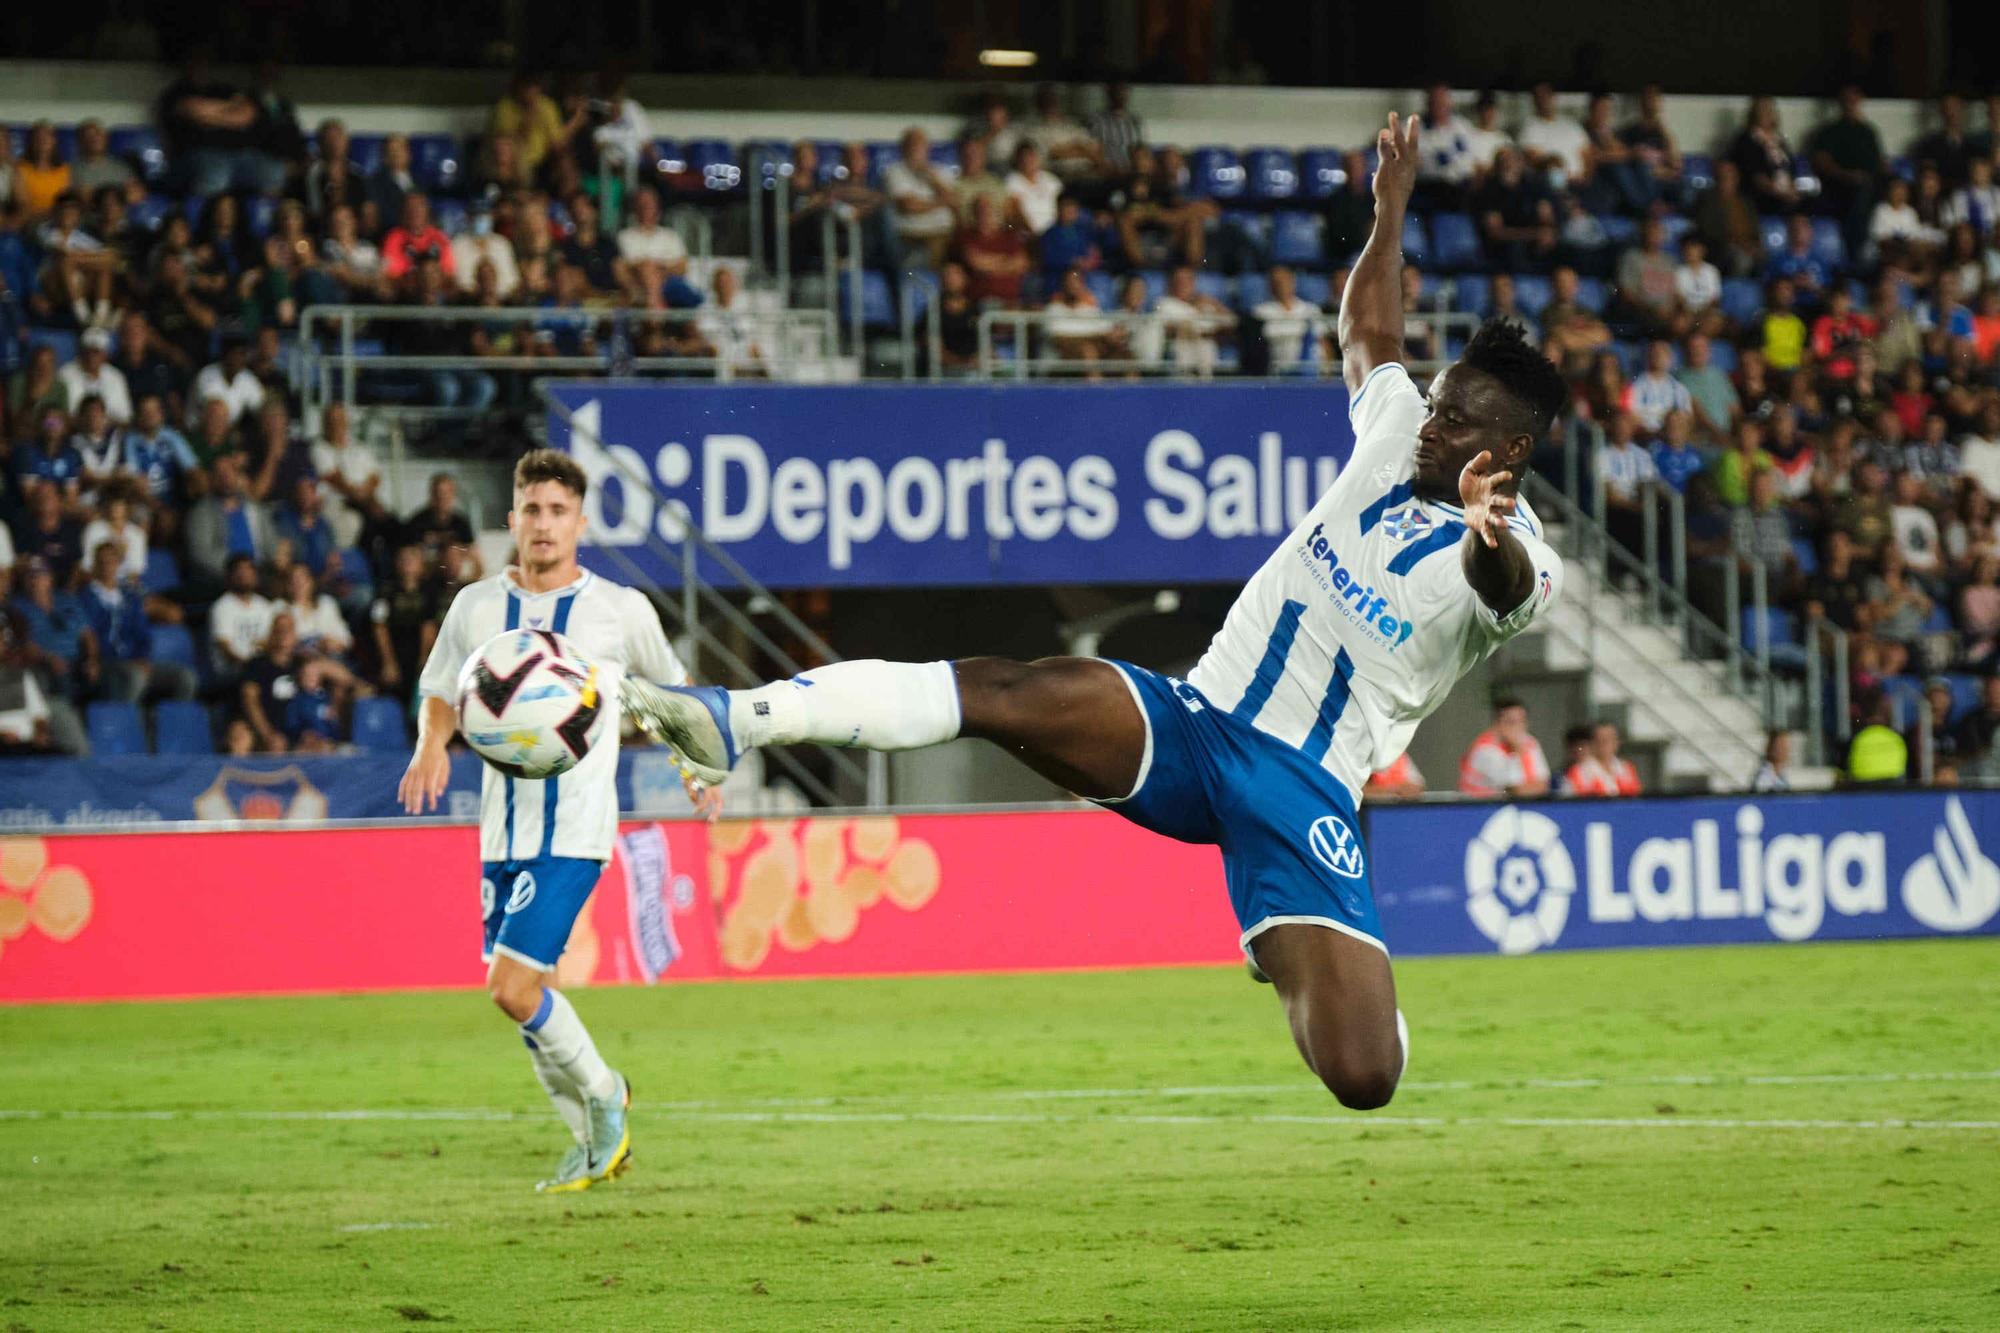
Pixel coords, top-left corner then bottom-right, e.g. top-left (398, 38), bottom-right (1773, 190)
top-left (1460, 317), bottom-right (1569, 440)
top-left (1492, 695), bottom-right (1525, 715)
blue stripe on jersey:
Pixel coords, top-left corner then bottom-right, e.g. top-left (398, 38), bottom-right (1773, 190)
top-left (503, 591), bottom-right (520, 858)
top-left (1231, 599), bottom-right (1306, 727)
top-left (1357, 481), bottom-right (1416, 537)
top-left (1300, 648), bottom-right (1356, 764)
top-left (1387, 520), bottom-right (1467, 576)
top-left (540, 591), bottom-right (577, 858)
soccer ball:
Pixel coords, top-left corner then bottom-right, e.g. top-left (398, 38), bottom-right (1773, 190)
top-left (457, 629), bottom-right (608, 779)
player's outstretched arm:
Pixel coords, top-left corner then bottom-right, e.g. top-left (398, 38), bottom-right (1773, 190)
top-left (1337, 111), bottom-right (1419, 394)
top-left (1458, 450), bottom-right (1536, 614)
top-left (398, 694), bottom-right (457, 814)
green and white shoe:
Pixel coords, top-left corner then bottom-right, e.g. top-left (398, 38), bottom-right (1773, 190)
top-left (535, 1141), bottom-right (594, 1194)
top-left (583, 1072), bottom-right (633, 1186)
top-left (620, 678), bottom-right (738, 787)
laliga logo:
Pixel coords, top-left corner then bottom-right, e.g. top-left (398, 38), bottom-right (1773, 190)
top-left (1464, 806), bottom-right (1576, 954)
top-left (1900, 796), bottom-right (2000, 933)
top-left (1308, 814), bottom-right (1366, 881)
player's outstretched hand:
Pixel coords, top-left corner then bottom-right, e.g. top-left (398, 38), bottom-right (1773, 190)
top-left (1459, 449), bottom-right (1518, 548)
top-left (684, 773), bottom-right (724, 823)
top-left (398, 744), bottom-right (452, 815)
top-left (1372, 111), bottom-right (1421, 212)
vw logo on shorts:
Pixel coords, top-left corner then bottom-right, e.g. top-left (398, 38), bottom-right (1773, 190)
top-left (505, 871), bottom-right (538, 915)
top-left (1308, 814), bottom-right (1366, 880)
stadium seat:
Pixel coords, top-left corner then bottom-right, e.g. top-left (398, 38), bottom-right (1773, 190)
top-left (1573, 277), bottom-right (1609, 314)
top-left (1297, 148), bottom-right (1346, 199)
top-left (1598, 215), bottom-right (1640, 248)
top-left (840, 271), bottom-right (897, 329)
top-left (1705, 340), bottom-right (1738, 372)
top-left (1186, 147), bottom-right (1244, 200)
top-left (684, 139), bottom-right (743, 191)
top-left (1740, 606), bottom-right (1808, 671)
top-left (1293, 272), bottom-right (1332, 306)
top-left (1510, 275), bottom-right (1552, 317)
top-left (350, 697), bottom-right (409, 751)
top-left (650, 138), bottom-right (688, 174)
top-left (1719, 278), bottom-right (1762, 326)
top-left (1243, 148), bottom-right (1299, 202)
top-left (1809, 218), bottom-right (1846, 270)
top-left (1400, 213), bottom-right (1429, 267)
top-left (1453, 274), bottom-right (1491, 316)
top-left (1136, 269), bottom-right (1169, 304)
top-left (245, 196), bottom-right (278, 240)
top-left (1758, 215), bottom-right (1788, 256)
top-left (109, 126), bottom-right (170, 187)
top-left (1194, 271), bottom-right (1236, 306)
top-left (1789, 537), bottom-right (1819, 576)
top-left (861, 141), bottom-right (899, 187)
top-left (148, 623), bottom-right (198, 673)
top-left (1880, 675), bottom-right (1925, 729)
top-left (128, 195), bottom-right (174, 233)
top-left (1659, 215), bottom-right (1692, 249)
top-left (1682, 153), bottom-right (1716, 191)
top-left (1610, 340), bottom-right (1646, 376)
top-left (350, 134), bottom-right (387, 176)
top-left (86, 702), bottom-right (146, 757)
top-left (742, 139), bottom-right (792, 188)
top-left (1270, 211), bottom-right (1323, 267)
top-left (1944, 674), bottom-right (1982, 724)
top-left (926, 141), bottom-right (961, 175)
top-left (28, 328), bottom-right (79, 365)
top-left (141, 548), bottom-right (181, 595)
top-left (1232, 271), bottom-right (1267, 310)
top-left (811, 139), bottom-right (846, 185)
top-left (1417, 273), bottom-right (1447, 308)
top-left (1428, 213), bottom-right (1481, 272)
top-left (1084, 271), bottom-right (1118, 309)
top-left (409, 134), bottom-right (463, 193)
top-left (432, 199), bottom-right (470, 237)
top-left (152, 700), bottom-right (213, 756)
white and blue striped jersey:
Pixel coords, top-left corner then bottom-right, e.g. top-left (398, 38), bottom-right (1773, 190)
top-left (1184, 363), bottom-right (1565, 807)
top-left (418, 568), bottom-right (688, 862)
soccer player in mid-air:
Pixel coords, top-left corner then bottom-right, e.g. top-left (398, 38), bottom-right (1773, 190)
top-left (399, 449), bottom-right (716, 1190)
top-left (624, 112), bottom-right (1569, 1109)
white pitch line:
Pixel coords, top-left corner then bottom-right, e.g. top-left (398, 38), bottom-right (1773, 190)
top-left (2, 1108), bottom-right (1996, 1132)
top-left (336, 1222), bottom-right (443, 1233)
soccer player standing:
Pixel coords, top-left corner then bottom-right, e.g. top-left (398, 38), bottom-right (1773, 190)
top-left (399, 449), bottom-right (713, 1190)
top-left (625, 112), bottom-right (1569, 1109)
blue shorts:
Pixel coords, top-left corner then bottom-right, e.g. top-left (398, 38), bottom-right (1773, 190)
top-left (1098, 662), bottom-right (1386, 958)
top-left (479, 856), bottom-right (605, 970)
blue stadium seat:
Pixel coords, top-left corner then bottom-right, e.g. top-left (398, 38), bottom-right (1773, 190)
top-left (109, 126), bottom-right (170, 187)
top-left (1428, 213), bottom-right (1481, 272)
top-left (1659, 215), bottom-right (1692, 249)
top-left (432, 200), bottom-right (470, 237)
top-left (409, 134), bottom-right (463, 194)
top-left (1741, 606), bottom-right (1807, 670)
top-left (840, 271), bottom-right (897, 329)
top-left (1400, 213), bottom-right (1429, 267)
top-left (55, 125), bottom-right (79, 162)
top-left (1598, 215), bottom-right (1640, 248)
top-left (1881, 675), bottom-right (1925, 729)
top-left (149, 623), bottom-right (198, 673)
top-left (350, 697), bottom-right (409, 751)
top-left (1186, 147), bottom-right (1244, 200)
top-left (1573, 277), bottom-right (1609, 314)
top-left (1137, 269), bottom-right (1168, 304)
top-left (245, 196), bottom-right (278, 240)
top-left (1789, 537), bottom-right (1819, 576)
top-left (28, 329), bottom-right (79, 365)
top-left (1610, 340), bottom-right (1646, 377)
top-left (1297, 148), bottom-right (1347, 199)
top-left (861, 141), bottom-right (899, 188)
top-left (1243, 147), bottom-right (1299, 202)
top-left (1809, 218), bottom-right (1846, 270)
top-left (650, 138), bottom-right (688, 174)
top-left (128, 195), bottom-right (174, 233)
top-left (1233, 272), bottom-right (1268, 310)
top-left (350, 134), bottom-right (387, 176)
top-left (141, 548), bottom-right (182, 595)
top-left (742, 139), bottom-right (792, 189)
top-left (1758, 215), bottom-right (1788, 256)
top-left (811, 139), bottom-right (846, 185)
top-left (1194, 271), bottom-right (1236, 306)
top-left (1293, 273), bottom-right (1332, 307)
top-left (336, 545), bottom-right (374, 583)
top-left (87, 702), bottom-right (145, 757)
top-left (1511, 274), bottom-right (1553, 317)
top-left (1084, 271), bottom-right (1118, 309)
top-left (1417, 273), bottom-right (1447, 307)
top-left (1705, 340), bottom-right (1738, 372)
top-left (152, 700), bottom-right (213, 756)
top-left (1453, 274), bottom-right (1491, 316)
top-left (1217, 210), bottom-right (1270, 267)
top-left (684, 139), bottom-right (743, 191)
top-left (1944, 674), bottom-right (1982, 725)
top-left (1682, 153), bottom-right (1715, 191)
top-left (926, 141), bottom-right (961, 175)
top-left (1719, 278), bottom-right (1762, 326)
top-left (1270, 211), bottom-right (1323, 267)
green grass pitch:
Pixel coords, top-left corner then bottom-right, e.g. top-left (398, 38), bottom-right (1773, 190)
top-left (3, 938), bottom-right (1996, 1331)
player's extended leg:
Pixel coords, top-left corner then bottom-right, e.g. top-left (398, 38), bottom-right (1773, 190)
top-left (1249, 924), bottom-right (1406, 1110)
top-left (489, 956), bottom-right (633, 1191)
top-left (623, 656), bottom-right (1148, 799)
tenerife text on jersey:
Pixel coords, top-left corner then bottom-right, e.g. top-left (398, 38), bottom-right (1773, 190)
top-left (1296, 522), bottom-right (1418, 649)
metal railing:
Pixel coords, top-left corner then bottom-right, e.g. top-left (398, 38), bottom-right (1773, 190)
top-left (899, 269), bottom-right (941, 380)
top-left (538, 387), bottom-right (888, 808)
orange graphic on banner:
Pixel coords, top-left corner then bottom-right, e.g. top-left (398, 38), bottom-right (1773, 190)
top-left (710, 816), bottom-right (940, 971)
top-left (0, 836), bottom-right (95, 964)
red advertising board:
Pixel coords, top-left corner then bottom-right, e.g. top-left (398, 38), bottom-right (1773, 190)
top-left (0, 810), bottom-right (1239, 1003)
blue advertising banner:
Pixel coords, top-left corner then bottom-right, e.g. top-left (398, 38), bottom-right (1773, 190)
top-left (1368, 790), bottom-right (2000, 956)
top-left (544, 382), bottom-right (1356, 589)
top-left (0, 747), bottom-right (704, 830)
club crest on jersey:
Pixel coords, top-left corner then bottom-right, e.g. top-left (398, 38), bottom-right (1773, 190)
top-left (1379, 505), bottom-right (1433, 543)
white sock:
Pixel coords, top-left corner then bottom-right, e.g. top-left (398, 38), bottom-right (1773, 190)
top-left (520, 989), bottom-right (617, 1102)
top-left (1395, 1009), bottom-right (1410, 1081)
top-left (731, 660), bottom-right (961, 752)
top-left (524, 1036), bottom-right (588, 1144)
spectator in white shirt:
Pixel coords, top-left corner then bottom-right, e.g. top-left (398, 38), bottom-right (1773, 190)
top-left (80, 488), bottom-right (147, 582)
top-left (281, 562), bottom-right (353, 659)
top-left (1890, 470), bottom-right (1944, 579)
top-left (1254, 265), bottom-right (1328, 368)
top-left (309, 402), bottom-right (384, 549)
top-left (189, 338), bottom-right (265, 429)
top-left (963, 94), bottom-right (1021, 175)
top-left (1674, 235), bottom-right (1724, 334)
top-left (881, 128), bottom-right (960, 268)
top-left (1622, 339), bottom-right (1694, 432)
top-left (1942, 155), bottom-right (2000, 237)
top-left (1518, 81), bottom-right (1590, 186)
top-left (1869, 175), bottom-right (1940, 267)
top-left (1462, 91), bottom-right (1514, 180)
top-left (1960, 401), bottom-right (2000, 502)
top-left (1153, 265), bottom-right (1237, 378)
top-left (1023, 83), bottom-right (1108, 184)
top-left (692, 266), bottom-right (766, 375)
top-left (1006, 143), bottom-right (1063, 236)
top-left (589, 70), bottom-right (654, 188)
top-left (57, 327), bottom-right (133, 424)
top-left (209, 554), bottom-right (275, 681)
top-left (616, 185), bottom-right (698, 308)
top-left (450, 199), bottom-right (520, 299)
top-left (1042, 266), bottom-right (1121, 378)
top-left (1597, 410), bottom-right (1660, 560)
top-left (1416, 82), bottom-right (1477, 204)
